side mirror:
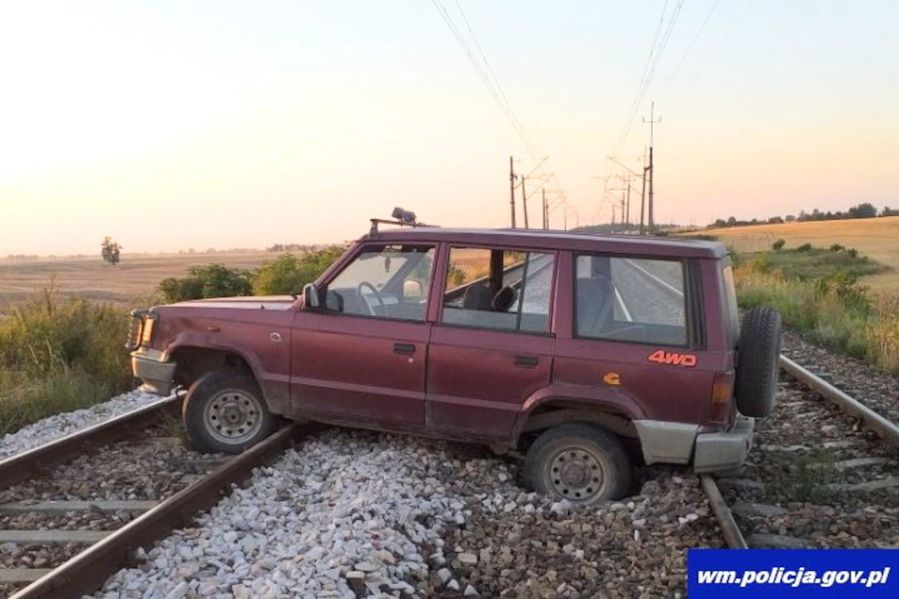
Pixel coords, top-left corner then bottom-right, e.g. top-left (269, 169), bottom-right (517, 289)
top-left (302, 283), bottom-right (320, 309)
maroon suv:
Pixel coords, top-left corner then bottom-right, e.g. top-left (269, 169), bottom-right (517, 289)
top-left (129, 224), bottom-right (781, 503)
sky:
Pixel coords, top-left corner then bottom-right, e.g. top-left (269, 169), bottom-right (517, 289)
top-left (1, 0), bottom-right (897, 255)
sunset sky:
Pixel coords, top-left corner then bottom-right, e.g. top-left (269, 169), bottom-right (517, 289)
top-left (1, 1), bottom-right (897, 255)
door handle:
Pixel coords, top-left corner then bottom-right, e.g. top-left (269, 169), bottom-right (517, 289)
top-left (393, 342), bottom-right (416, 355)
top-left (514, 355), bottom-right (539, 368)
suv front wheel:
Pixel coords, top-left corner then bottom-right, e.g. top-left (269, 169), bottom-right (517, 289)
top-left (183, 369), bottom-right (275, 454)
top-left (522, 423), bottom-right (632, 504)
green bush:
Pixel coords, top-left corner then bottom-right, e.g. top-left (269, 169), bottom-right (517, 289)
top-left (772, 239), bottom-right (786, 251)
top-left (156, 247), bottom-right (344, 301)
top-left (251, 247), bottom-right (344, 295)
top-left (797, 243), bottom-right (813, 252)
top-left (159, 264), bottom-right (252, 303)
top-left (762, 246), bottom-right (885, 281)
top-left (829, 243), bottom-right (844, 252)
top-left (0, 289), bottom-right (132, 434)
top-left (735, 260), bottom-right (899, 375)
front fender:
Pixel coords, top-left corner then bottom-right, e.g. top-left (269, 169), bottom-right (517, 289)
top-left (163, 332), bottom-right (290, 415)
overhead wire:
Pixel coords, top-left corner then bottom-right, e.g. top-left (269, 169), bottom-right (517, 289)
top-left (656, 0), bottom-right (721, 97)
top-left (432, 0), bottom-right (566, 211)
top-left (609, 0), bottom-right (684, 160)
top-left (668, 0), bottom-right (757, 107)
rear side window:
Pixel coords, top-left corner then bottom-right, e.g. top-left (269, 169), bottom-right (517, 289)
top-left (721, 263), bottom-right (740, 341)
top-left (442, 247), bottom-right (554, 333)
top-left (575, 255), bottom-right (687, 346)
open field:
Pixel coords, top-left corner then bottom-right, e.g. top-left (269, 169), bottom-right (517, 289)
top-left (685, 216), bottom-right (899, 291)
top-left (0, 251), bottom-right (276, 310)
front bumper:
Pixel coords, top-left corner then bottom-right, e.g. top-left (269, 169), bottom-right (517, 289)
top-left (131, 348), bottom-right (176, 395)
top-left (693, 416), bottom-right (755, 473)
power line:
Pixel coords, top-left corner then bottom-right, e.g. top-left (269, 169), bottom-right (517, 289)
top-left (432, 0), bottom-right (566, 206)
top-left (610, 0), bottom-right (684, 159)
top-left (669, 0), bottom-right (757, 106)
top-left (656, 0), bottom-right (721, 97)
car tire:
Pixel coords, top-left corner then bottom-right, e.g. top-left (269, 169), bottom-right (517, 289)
top-left (734, 305), bottom-right (783, 418)
top-left (522, 423), bottom-right (632, 504)
top-left (183, 369), bottom-right (275, 454)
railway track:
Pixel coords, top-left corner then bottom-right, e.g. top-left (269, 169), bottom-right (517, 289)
top-left (704, 354), bottom-right (899, 549)
top-left (0, 390), bottom-right (299, 599)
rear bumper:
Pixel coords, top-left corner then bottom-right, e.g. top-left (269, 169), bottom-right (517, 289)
top-left (634, 415), bottom-right (754, 473)
top-left (693, 416), bottom-right (754, 473)
top-left (131, 348), bottom-right (176, 395)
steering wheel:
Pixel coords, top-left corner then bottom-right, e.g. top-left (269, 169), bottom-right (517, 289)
top-left (357, 281), bottom-right (387, 316)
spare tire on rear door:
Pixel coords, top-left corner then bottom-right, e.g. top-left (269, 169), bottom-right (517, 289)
top-left (734, 306), bottom-right (782, 418)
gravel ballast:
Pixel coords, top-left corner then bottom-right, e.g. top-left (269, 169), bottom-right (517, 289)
top-left (0, 389), bottom-right (159, 459)
top-left (715, 328), bottom-right (899, 549)
top-left (780, 329), bottom-right (899, 422)
top-left (96, 429), bottom-right (720, 598)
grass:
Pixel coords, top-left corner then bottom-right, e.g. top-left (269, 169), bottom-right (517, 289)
top-left (685, 215), bottom-right (899, 292)
top-left (734, 251), bottom-right (899, 375)
top-left (776, 452), bottom-right (841, 504)
top-left (763, 247), bottom-right (888, 280)
top-left (0, 284), bottom-right (132, 435)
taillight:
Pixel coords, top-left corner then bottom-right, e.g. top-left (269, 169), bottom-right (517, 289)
top-left (141, 316), bottom-right (156, 344)
top-left (126, 309), bottom-right (151, 350)
top-left (709, 371), bottom-right (734, 424)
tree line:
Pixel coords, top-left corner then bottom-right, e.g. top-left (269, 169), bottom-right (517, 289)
top-left (710, 203), bottom-right (898, 229)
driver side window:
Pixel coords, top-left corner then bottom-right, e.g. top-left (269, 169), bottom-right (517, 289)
top-left (324, 244), bottom-right (435, 321)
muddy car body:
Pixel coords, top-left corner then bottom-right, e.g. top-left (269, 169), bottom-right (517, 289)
top-left (130, 226), bottom-right (780, 502)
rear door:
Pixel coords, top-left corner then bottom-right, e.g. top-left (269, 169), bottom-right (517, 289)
top-left (426, 245), bottom-right (556, 441)
top-left (554, 253), bottom-right (714, 428)
top-left (289, 243), bottom-right (436, 430)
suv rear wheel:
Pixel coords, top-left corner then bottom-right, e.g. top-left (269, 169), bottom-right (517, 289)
top-left (522, 423), bottom-right (631, 504)
top-left (183, 369), bottom-right (275, 454)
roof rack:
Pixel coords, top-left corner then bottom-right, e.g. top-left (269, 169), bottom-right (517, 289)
top-left (369, 207), bottom-right (433, 235)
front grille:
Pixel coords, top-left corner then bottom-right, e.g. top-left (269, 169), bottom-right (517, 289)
top-left (126, 309), bottom-right (149, 350)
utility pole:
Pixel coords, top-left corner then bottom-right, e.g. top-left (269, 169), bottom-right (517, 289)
top-left (639, 161), bottom-right (648, 235)
top-left (613, 174), bottom-right (635, 233)
top-left (509, 156), bottom-right (517, 228)
top-left (605, 157), bottom-right (642, 234)
top-left (625, 180), bottom-right (631, 233)
top-left (609, 183), bottom-right (628, 233)
top-left (642, 101), bottom-right (661, 234)
top-left (521, 176), bottom-right (529, 228)
top-left (541, 189), bottom-right (547, 229)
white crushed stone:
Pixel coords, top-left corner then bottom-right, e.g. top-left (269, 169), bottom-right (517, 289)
top-left (97, 429), bottom-right (468, 598)
top-left (0, 389), bottom-right (159, 459)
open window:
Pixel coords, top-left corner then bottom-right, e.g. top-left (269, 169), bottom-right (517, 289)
top-left (323, 244), bottom-right (435, 321)
top-left (441, 247), bottom-right (554, 333)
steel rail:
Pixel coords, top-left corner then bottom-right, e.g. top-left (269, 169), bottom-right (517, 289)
top-left (9, 423), bottom-right (300, 599)
top-left (0, 390), bottom-right (184, 490)
top-left (700, 475), bottom-right (747, 549)
top-left (705, 355), bottom-right (899, 550)
top-left (779, 355), bottom-right (899, 448)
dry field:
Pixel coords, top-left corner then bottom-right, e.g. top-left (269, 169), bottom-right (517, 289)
top-left (685, 216), bottom-right (899, 291)
top-left (0, 251), bottom-right (276, 311)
